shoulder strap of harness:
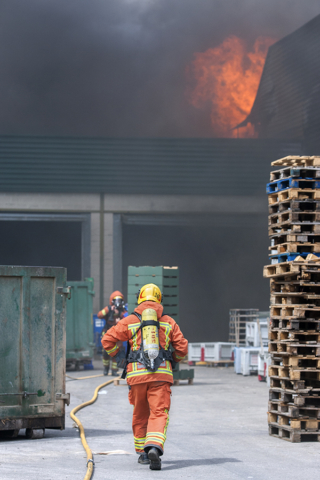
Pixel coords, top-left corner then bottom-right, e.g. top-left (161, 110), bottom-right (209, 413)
top-left (121, 312), bottom-right (141, 379)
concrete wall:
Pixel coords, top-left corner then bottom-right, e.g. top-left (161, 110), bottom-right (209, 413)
top-left (0, 192), bottom-right (267, 312)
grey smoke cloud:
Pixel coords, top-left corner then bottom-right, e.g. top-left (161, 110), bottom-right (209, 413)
top-left (0, 0), bottom-right (319, 137)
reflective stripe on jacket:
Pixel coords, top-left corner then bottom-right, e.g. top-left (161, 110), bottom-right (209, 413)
top-left (101, 301), bottom-right (188, 385)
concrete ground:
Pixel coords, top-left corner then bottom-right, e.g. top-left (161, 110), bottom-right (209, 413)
top-left (1, 362), bottom-right (320, 479)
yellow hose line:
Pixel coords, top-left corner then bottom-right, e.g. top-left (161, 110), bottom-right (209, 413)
top-left (66, 374), bottom-right (104, 380)
top-left (70, 376), bottom-right (121, 480)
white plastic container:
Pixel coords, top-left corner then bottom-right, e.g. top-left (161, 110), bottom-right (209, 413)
top-left (245, 321), bottom-right (268, 347)
top-left (241, 347), bottom-right (264, 376)
top-left (188, 343), bottom-right (202, 363)
top-left (188, 342), bottom-right (235, 363)
top-left (204, 342), bottom-right (235, 362)
top-left (234, 347), bottom-right (242, 374)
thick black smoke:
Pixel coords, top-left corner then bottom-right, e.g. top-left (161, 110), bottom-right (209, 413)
top-left (0, 0), bottom-right (319, 137)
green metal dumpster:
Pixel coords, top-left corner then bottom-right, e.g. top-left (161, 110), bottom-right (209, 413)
top-left (127, 266), bottom-right (194, 385)
top-left (66, 278), bottom-right (95, 370)
top-left (0, 266), bottom-right (70, 439)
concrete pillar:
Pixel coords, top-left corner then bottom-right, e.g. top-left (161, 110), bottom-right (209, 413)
top-left (90, 213), bottom-right (100, 313)
top-left (104, 213), bottom-right (114, 306)
top-left (113, 214), bottom-right (122, 292)
top-left (91, 211), bottom-right (122, 312)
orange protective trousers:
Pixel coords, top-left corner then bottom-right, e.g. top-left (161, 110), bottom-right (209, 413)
top-left (128, 381), bottom-right (171, 455)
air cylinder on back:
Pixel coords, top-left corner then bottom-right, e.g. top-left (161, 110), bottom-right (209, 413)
top-left (141, 308), bottom-right (159, 369)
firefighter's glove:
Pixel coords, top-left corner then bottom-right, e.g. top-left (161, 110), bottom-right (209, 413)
top-left (115, 349), bottom-right (127, 369)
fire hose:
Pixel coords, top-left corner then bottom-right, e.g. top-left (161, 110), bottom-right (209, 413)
top-left (66, 374), bottom-right (104, 381)
top-left (69, 375), bottom-right (121, 480)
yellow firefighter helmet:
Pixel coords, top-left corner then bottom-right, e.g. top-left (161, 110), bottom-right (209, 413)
top-left (137, 283), bottom-right (162, 304)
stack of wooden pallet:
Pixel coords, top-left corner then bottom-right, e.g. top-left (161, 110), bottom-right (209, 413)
top-left (229, 309), bottom-right (259, 346)
top-left (264, 155), bottom-right (320, 442)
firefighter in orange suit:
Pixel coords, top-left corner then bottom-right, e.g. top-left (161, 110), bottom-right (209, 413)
top-left (98, 291), bottom-right (126, 376)
top-left (101, 283), bottom-right (188, 470)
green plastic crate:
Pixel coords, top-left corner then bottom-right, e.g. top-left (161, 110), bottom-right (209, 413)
top-left (127, 266), bottom-right (193, 384)
top-left (127, 266), bottom-right (179, 322)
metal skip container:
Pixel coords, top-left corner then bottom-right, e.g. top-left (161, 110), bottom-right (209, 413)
top-left (66, 278), bottom-right (95, 369)
top-left (0, 266), bottom-right (70, 438)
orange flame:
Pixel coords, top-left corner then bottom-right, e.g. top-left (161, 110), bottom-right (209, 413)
top-left (186, 36), bottom-right (276, 137)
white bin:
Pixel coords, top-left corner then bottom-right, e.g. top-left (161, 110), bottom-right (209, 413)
top-left (188, 342), bottom-right (235, 363)
top-left (241, 347), bottom-right (263, 376)
top-left (188, 343), bottom-right (202, 362)
top-left (245, 321), bottom-right (268, 347)
top-left (204, 342), bottom-right (235, 362)
top-left (234, 347), bottom-right (242, 374)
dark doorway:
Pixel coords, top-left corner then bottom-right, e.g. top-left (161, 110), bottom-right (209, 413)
top-left (0, 221), bottom-right (81, 280)
top-left (123, 221), bottom-right (269, 343)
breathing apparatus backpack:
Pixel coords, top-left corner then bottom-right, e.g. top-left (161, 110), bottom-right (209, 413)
top-left (121, 308), bottom-right (174, 379)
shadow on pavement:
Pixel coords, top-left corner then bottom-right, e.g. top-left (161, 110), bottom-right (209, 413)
top-left (162, 457), bottom-right (241, 470)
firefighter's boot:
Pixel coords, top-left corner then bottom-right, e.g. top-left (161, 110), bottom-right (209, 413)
top-left (103, 366), bottom-right (109, 376)
top-left (148, 447), bottom-right (161, 470)
top-left (111, 360), bottom-right (118, 376)
top-left (138, 453), bottom-right (150, 465)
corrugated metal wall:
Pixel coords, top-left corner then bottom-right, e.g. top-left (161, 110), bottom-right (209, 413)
top-left (249, 14), bottom-right (320, 146)
top-left (0, 136), bottom-right (300, 195)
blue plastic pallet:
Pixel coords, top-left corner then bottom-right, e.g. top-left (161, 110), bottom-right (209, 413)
top-left (266, 178), bottom-right (320, 194)
top-left (270, 252), bottom-right (320, 263)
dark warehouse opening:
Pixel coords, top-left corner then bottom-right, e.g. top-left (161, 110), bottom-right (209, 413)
top-left (0, 221), bottom-right (82, 281)
top-left (122, 220), bottom-right (270, 343)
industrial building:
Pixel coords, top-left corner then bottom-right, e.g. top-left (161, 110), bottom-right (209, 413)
top-left (2, 15), bottom-right (320, 341)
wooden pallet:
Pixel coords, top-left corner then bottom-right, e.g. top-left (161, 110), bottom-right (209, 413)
top-left (268, 412), bottom-right (320, 431)
top-left (268, 188), bottom-right (320, 206)
top-left (269, 387), bottom-right (312, 407)
top-left (270, 166), bottom-right (320, 182)
top-left (269, 211), bottom-right (320, 226)
top-left (271, 156), bottom-right (320, 168)
top-left (269, 365), bottom-right (320, 382)
top-left (270, 305), bottom-right (320, 318)
top-left (263, 260), bottom-right (320, 279)
top-left (269, 330), bottom-right (320, 342)
top-left (268, 200), bottom-right (320, 217)
top-left (263, 262), bottom-right (301, 278)
top-left (269, 377), bottom-right (312, 392)
top-left (269, 355), bottom-right (320, 368)
top-left (269, 423), bottom-right (320, 442)
top-left (269, 401), bottom-right (320, 418)
top-left (269, 243), bottom-right (320, 256)
top-left (270, 279), bottom-right (320, 292)
top-left (269, 342), bottom-right (320, 356)
top-left (269, 222), bottom-right (320, 236)
top-left (270, 233), bottom-right (320, 247)
top-left (269, 200), bottom-right (320, 215)
top-left (270, 318), bottom-right (320, 331)
top-left (270, 292), bottom-right (320, 304)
